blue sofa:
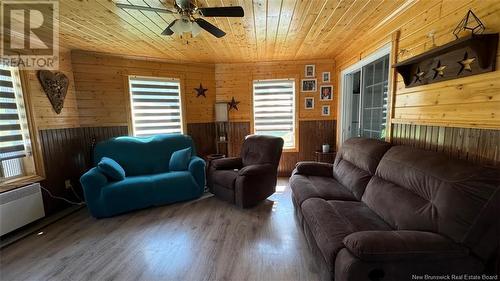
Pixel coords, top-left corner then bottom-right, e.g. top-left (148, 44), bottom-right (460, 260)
top-left (80, 134), bottom-right (205, 218)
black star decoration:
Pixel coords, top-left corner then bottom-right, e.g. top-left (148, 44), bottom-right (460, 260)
top-left (414, 67), bottom-right (425, 83)
top-left (458, 52), bottom-right (476, 74)
top-left (432, 61), bottom-right (447, 79)
top-left (194, 83), bottom-right (208, 98)
top-left (228, 97), bottom-right (240, 111)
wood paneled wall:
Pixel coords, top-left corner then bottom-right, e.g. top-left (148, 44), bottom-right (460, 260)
top-left (392, 123), bottom-right (500, 167)
top-left (186, 123), bottom-right (216, 158)
top-left (216, 60), bottom-right (337, 122)
top-left (25, 47), bottom-right (80, 130)
top-left (336, 0), bottom-right (500, 130)
top-left (71, 51), bottom-right (216, 127)
top-left (39, 126), bottom-right (128, 215)
top-left (335, 0), bottom-right (500, 165)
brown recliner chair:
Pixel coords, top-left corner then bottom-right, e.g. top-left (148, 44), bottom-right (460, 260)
top-left (207, 135), bottom-right (284, 208)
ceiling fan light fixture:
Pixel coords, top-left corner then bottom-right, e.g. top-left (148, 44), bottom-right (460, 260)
top-left (171, 15), bottom-right (192, 34)
top-left (191, 22), bottom-right (202, 37)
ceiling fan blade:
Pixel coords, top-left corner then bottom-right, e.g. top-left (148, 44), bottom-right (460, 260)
top-left (116, 3), bottom-right (175, 14)
top-left (199, 6), bottom-right (244, 17)
top-left (161, 20), bottom-right (177, 36)
top-left (194, 18), bottom-right (226, 38)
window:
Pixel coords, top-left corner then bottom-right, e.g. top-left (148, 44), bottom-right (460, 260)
top-left (1, 66), bottom-right (33, 181)
top-left (128, 76), bottom-right (183, 137)
top-left (253, 79), bottom-right (296, 148)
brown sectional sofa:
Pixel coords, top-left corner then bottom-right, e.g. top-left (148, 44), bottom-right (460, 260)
top-left (291, 137), bottom-right (500, 281)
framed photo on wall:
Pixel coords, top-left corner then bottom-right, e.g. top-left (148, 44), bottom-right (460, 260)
top-left (305, 97), bottom-right (314, 109)
top-left (320, 85), bottom-right (333, 101)
top-left (322, 72), bottom-right (330, 82)
top-left (301, 79), bottom-right (317, 92)
top-left (321, 105), bottom-right (330, 116)
top-left (305, 65), bottom-right (315, 77)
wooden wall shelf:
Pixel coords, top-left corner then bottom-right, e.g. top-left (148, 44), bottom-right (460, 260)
top-left (394, 34), bottom-right (498, 88)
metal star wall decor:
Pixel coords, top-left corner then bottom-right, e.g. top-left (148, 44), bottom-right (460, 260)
top-left (194, 83), bottom-right (208, 98)
top-left (414, 67), bottom-right (425, 83)
top-left (432, 61), bottom-right (447, 79)
top-left (458, 52), bottom-right (476, 74)
top-left (228, 97), bottom-right (240, 111)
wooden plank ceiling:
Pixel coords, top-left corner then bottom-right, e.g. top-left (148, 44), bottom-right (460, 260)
top-left (59, 0), bottom-right (413, 63)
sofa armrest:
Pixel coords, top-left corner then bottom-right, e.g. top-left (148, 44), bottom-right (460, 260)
top-left (238, 163), bottom-right (275, 176)
top-left (212, 157), bottom-right (243, 170)
top-left (343, 230), bottom-right (469, 262)
top-left (80, 167), bottom-right (108, 202)
top-left (294, 161), bottom-right (333, 177)
top-left (188, 156), bottom-right (206, 190)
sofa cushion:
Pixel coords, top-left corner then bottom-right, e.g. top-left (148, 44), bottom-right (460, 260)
top-left (150, 171), bottom-right (200, 203)
top-left (333, 138), bottom-right (391, 199)
top-left (97, 157), bottom-right (126, 181)
top-left (101, 175), bottom-right (155, 213)
top-left (301, 199), bottom-right (391, 268)
top-left (169, 147), bottom-right (192, 171)
top-left (362, 145), bottom-right (500, 262)
top-left (212, 169), bottom-right (238, 189)
top-left (290, 174), bottom-right (356, 206)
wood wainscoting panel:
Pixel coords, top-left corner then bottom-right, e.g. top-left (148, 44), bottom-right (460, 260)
top-left (227, 122), bottom-right (251, 157)
top-left (299, 120), bottom-right (337, 161)
top-left (392, 123), bottom-right (500, 167)
top-left (39, 126), bottom-right (128, 215)
top-left (187, 123), bottom-right (216, 158)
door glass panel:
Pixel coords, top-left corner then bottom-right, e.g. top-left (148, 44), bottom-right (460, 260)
top-left (360, 55), bottom-right (389, 140)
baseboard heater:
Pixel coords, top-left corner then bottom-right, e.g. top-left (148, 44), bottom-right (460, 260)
top-left (0, 183), bottom-right (45, 236)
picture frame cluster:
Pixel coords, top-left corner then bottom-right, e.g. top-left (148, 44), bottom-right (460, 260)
top-left (302, 64), bottom-right (332, 116)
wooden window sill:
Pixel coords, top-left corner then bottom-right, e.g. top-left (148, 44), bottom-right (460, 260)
top-left (0, 175), bottom-right (45, 193)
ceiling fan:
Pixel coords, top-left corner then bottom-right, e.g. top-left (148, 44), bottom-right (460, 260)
top-left (116, 0), bottom-right (244, 38)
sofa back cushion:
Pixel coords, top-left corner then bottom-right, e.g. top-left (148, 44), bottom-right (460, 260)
top-left (333, 137), bottom-right (392, 199)
top-left (362, 145), bottom-right (500, 261)
top-left (94, 134), bottom-right (196, 176)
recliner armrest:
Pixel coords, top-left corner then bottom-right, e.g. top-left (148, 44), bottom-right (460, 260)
top-left (343, 230), bottom-right (469, 262)
top-left (294, 161), bottom-right (333, 177)
top-left (238, 163), bottom-right (275, 176)
top-left (212, 157), bottom-right (243, 170)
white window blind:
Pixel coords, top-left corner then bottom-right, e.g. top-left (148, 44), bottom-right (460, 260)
top-left (129, 76), bottom-right (183, 137)
top-left (0, 67), bottom-right (27, 161)
top-left (253, 79), bottom-right (296, 148)
top-left (1, 66), bottom-right (32, 180)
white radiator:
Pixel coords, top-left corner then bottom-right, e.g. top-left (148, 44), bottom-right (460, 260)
top-left (0, 183), bottom-right (45, 236)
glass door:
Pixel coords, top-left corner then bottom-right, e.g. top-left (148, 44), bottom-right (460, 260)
top-left (341, 54), bottom-right (390, 141)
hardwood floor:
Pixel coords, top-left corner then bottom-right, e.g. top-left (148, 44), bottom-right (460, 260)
top-left (0, 179), bottom-right (321, 281)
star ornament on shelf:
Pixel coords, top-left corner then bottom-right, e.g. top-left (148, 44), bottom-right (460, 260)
top-left (458, 52), bottom-right (476, 74)
top-left (433, 61), bottom-right (447, 79)
top-left (228, 97), bottom-right (240, 111)
top-left (194, 83), bottom-right (208, 98)
top-left (414, 67), bottom-right (425, 83)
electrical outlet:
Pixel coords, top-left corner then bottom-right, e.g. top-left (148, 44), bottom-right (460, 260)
top-left (64, 180), bottom-right (72, 189)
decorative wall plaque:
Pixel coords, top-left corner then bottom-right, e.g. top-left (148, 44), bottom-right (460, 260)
top-left (37, 70), bottom-right (69, 114)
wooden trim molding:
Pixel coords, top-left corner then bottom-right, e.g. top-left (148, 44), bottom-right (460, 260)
top-left (18, 70), bottom-right (45, 178)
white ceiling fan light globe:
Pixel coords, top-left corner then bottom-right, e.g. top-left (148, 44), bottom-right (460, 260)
top-left (171, 16), bottom-right (192, 34)
top-left (179, 16), bottom-right (192, 32)
top-left (191, 22), bottom-right (202, 37)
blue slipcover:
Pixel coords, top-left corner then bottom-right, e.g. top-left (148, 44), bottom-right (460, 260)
top-left (80, 134), bottom-right (206, 218)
